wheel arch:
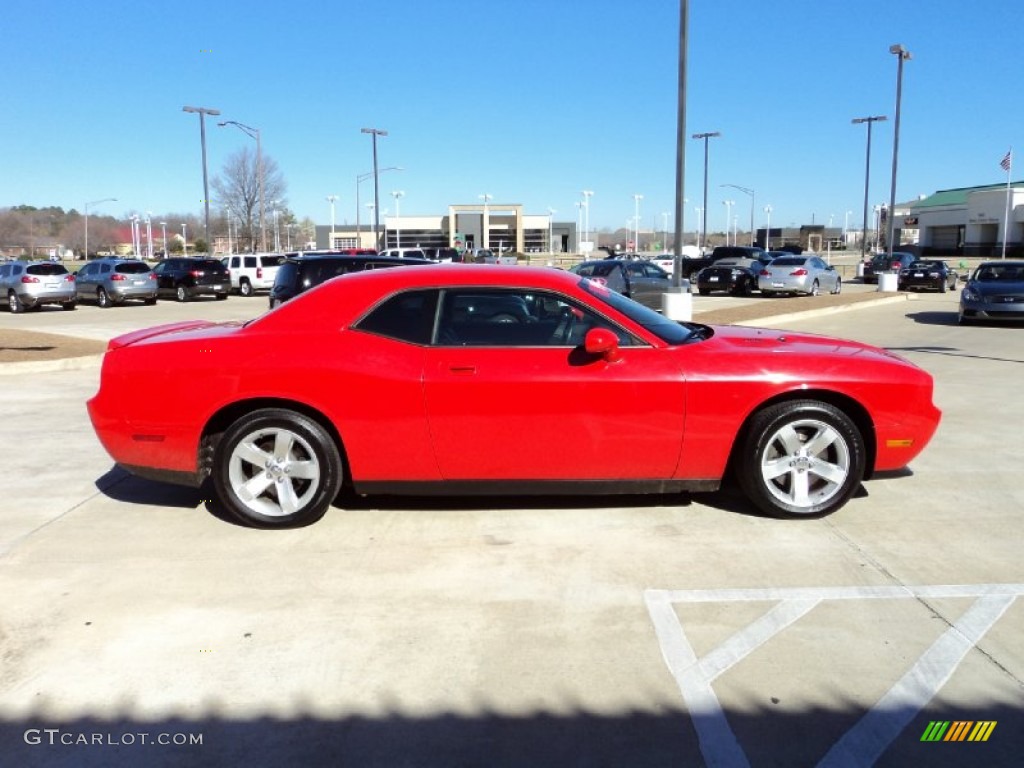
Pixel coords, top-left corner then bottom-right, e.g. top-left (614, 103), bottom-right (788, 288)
top-left (198, 397), bottom-right (350, 484)
top-left (727, 389), bottom-right (878, 480)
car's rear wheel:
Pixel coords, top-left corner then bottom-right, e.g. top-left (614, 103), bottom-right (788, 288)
top-left (8, 291), bottom-right (24, 314)
top-left (97, 287), bottom-right (111, 308)
top-left (62, 300), bottom-right (76, 311)
top-left (737, 399), bottom-right (865, 519)
top-left (940, 279), bottom-right (948, 294)
top-left (216, 292), bottom-right (228, 301)
top-left (144, 297), bottom-right (157, 305)
top-left (698, 286), bottom-right (711, 296)
top-left (239, 279), bottom-right (253, 297)
top-left (175, 285), bottom-right (188, 302)
top-left (809, 280), bottom-right (820, 297)
top-left (212, 408), bottom-right (343, 529)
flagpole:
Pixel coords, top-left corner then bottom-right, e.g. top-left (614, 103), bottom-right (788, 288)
top-left (1002, 147), bottom-right (1012, 259)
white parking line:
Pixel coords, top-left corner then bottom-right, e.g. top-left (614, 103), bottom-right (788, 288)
top-left (644, 584), bottom-right (1024, 767)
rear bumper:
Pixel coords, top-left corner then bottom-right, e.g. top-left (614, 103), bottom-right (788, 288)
top-left (19, 289), bottom-right (76, 306)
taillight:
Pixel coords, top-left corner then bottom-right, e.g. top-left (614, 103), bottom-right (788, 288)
top-left (20, 275), bottom-right (40, 283)
top-left (149, 273), bottom-right (157, 280)
top-left (759, 269), bottom-right (770, 276)
top-left (111, 274), bottom-right (127, 281)
top-left (890, 262), bottom-right (901, 270)
top-left (790, 268), bottom-right (808, 276)
top-left (190, 270), bottom-right (204, 277)
top-left (65, 274), bottom-right (75, 282)
top-left (256, 267), bottom-right (263, 279)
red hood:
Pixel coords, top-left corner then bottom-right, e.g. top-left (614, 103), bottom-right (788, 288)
top-left (705, 324), bottom-right (908, 362)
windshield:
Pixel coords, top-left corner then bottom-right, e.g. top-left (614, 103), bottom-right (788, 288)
top-left (975, 263), bottom-right (1024, 281)
top-left (577, 277), bottom-right (708, 345)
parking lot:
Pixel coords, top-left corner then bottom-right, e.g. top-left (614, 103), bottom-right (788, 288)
top-left (1, 284), bottom-right (1022, 767)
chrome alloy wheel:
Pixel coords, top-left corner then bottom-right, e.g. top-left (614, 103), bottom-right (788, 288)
top-left (227, 427), bottom-right (322, 517)
top-left (758, 418), bottom-right (850, 511)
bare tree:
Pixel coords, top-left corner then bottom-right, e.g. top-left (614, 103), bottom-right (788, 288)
top-left (212, 146), bottom-right (286, 252)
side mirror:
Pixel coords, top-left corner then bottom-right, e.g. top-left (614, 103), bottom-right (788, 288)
top-left (584, 327), bottom-right (622, 361)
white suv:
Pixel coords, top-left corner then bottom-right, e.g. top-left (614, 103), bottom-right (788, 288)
top-left (224, 254), bottom-right (283, 296)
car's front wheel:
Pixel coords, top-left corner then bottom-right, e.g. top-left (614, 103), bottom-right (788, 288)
top-left (212, 408), bottom-right (343, 528)
top-left (8, 291), bottom-right (24, 314)
top-left (736, 399), bottom-right (865, 519)
top-left (809, 280), bottom-right (820, 297)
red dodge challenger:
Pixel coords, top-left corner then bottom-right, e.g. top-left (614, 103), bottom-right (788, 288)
top-left (88, 265), bottom-right (941, 528)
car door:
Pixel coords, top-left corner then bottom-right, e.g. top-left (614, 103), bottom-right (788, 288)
top-left (422, 287), bottom-right (686, 481)
top-left (75, 262), bottom-right (95, 298)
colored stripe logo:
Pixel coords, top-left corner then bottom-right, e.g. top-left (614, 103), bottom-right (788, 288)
top-left (921, 721), bottom-right (996, 742)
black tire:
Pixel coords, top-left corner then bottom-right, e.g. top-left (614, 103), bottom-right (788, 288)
top-left (8, 291), bottom-right (24, 314)
top-left (239, 279), bottom-right (253, 297)
top-left (809, 280), bottom-right (820, 297)
top-left (144, 297), bottom-right (157, 306)
top-left (698, 287), bottom-right (711, 296)
top-left (831, 277), bottom-right (842, 295)
top-left (175, 285), bottom-right (189, 302)
top-left (736, 399), bottom-right (865, 519)
top-left (940, 279), bottom-right (947, 294)
top-left (212, 408), bottom-right (343, 529)
top-left (62, 301), bottom-right (77, 311)
top-left (215, 292), bottom-right (228, 301)
top-left (97, 287), bottom-right (111, 308)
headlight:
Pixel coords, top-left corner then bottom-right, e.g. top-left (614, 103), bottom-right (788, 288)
top-left (961, 287), bottom-right (979, 302)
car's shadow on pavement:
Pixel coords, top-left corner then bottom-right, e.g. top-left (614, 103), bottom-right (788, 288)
top-left (94, 466), bottom-right (238, 525)
top-left (905, 310), bottom-right (959, 325)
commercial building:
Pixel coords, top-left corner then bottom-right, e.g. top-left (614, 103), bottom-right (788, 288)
top-left (912, 182), bottom-right (1023, 257)
top-left (315, 202), bottom-right (576, 254)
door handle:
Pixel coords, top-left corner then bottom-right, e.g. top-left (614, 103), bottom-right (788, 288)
top-left (448, 366), bottom-right (476, 375)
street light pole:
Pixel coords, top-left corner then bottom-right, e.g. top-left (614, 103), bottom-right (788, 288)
top-left (355, 167), bottom-right (402, 248)
top-left (764, 205), bottom-right (772, 250)
top-left (852, 114), bottom-right (887, 259)
top-left (547, 207), bottom-right (557, 253)
top-left (182, 105), bottom-right (221, 249)
top-left (722, 184), bottom-right (755, 246)
top-left (391, 190), bottom-right (404, 247)
top-left (181, 223), bottom-right (188, 256)
top-left (326, 195), bottom-right (338, 249)
top-left (692, 131), bottom-right (721, 254)
top-left (633, 194), bottom-right (643, 252)
top-left (218, 120), bottom-right (265, 252)
top-left (581, 190), bottom-right (593, 250)
top-left (160, 222), bottom-right (167, 258)
top-left (722, 200), bottom-right (735, 246)
top-left (361, 127), bottom-right (388, 246)
top-left (478, 193), bottom-right (493, 250)
top-left (83, 197), bottom-right (116, 259)
top-left (694, 206), bottom-right (703, 250)
top-left (887, 44), bottom-right (911, 259)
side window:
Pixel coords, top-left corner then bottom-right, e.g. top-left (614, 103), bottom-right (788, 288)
top-left (244, 257), bottom-right (256, 268)
top-left (0, 265), bottom-right (9, 278)
top-left (643, 263), bottom-right (666, 278)
top-left (435, 289), bottom-right (634, 348)
top-left (353, 289), bottom-right (438, 345)
top-left (101, 263), bottom-right (111, 274)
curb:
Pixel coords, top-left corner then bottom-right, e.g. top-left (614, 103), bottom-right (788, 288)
top-left (0, 354), bottom-right (103, 376)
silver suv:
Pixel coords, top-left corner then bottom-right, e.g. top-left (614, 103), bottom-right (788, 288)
top-left (75, 258), bottom-right (158, 307)
top-left (0, 260), bottom-right (77, 313)
top-left (224, 254), bottom-right (283, 296)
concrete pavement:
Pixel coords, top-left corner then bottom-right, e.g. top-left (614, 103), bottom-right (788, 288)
top-left (1, 287), bottom-right (1022, 767)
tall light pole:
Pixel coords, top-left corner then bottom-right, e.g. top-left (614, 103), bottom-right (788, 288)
top-left (852, 115), bottom-right (887, 260)
top-left (887, 44), bottom-right (911, 258)
top-left (326, 195), bottom-right (338, 249)
top-left (632, 194), bottom-right (643, 252)
top-left (271, 200), bottom-right (281, 251)
top-left (182, 105), bottom-right (221, 249)
top-left (361, 127), bottom-right (388, 245)
top-left (722, 184), bottom-right (755, 245)
top-left (181, 223), bottom-right (188, 256)
top-left (547, 207), bottom-right (557, 253)
top-left (479, 193), bottom-right (493, 250)
top-left (764, 205), bottom-right (772, 250)
top-left (84, 197), bottom-right (116, 259)
top-left (355, 166), bottom-right (402, 247)
top-left (694, 206), bottom-right (703, 250)
top-left (145, 213), bottom-right (153, 260)
top-left (160, 221), bottom-right (167, 258)
top-left (692, 131), bottom-right (721, 256)
top-left (218, 120), bottom-right (265, 252)
top-left (722, 200), bottom-right (735, 246)
top-left (844, 210), bottom-right (853, 246)
top-left (391, 190), bottom-right (405, 247)
top-left (661, 212), bottom-right (669, 251)
top-left (575, 202), bottom-right (583, 253)
top-left (581, 190), bottom-right (593, 250)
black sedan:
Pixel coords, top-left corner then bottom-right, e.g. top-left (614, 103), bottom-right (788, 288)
top-left (959, 260), bottom-right (1024, 325)
top-left (696, 258), bottom-right (766, 296)
top-left (898, 260), bottom-right (959, 293)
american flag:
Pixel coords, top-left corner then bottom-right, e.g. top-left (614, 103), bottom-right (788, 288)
top-left (1000, 149), bottom-right (1012, 172)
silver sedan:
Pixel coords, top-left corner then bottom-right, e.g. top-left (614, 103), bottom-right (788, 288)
top-left (758, 255), bottom-right (842, 296)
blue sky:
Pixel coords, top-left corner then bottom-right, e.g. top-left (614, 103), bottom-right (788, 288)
top-left (3, 0), bottom-right (1022, 235)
